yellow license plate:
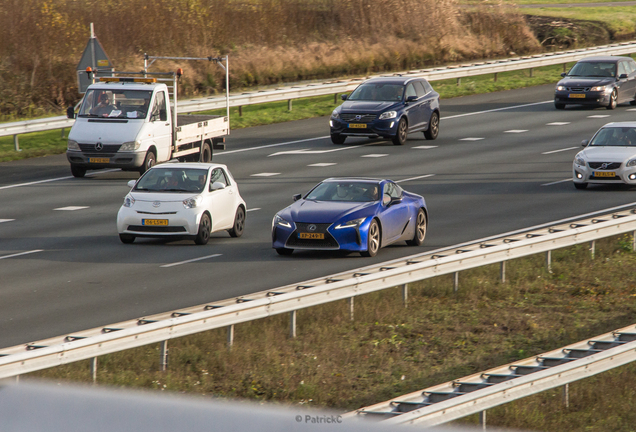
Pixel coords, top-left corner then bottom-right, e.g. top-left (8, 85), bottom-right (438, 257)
top-left (299, 232), bottom-right (324, 239)
top-left (568, 94), bottom-right (586, 99)
top-left (594, 171), bottom-right (615, 177)
top-left (348, 123), bottom-right (367, 129)
top-left (142, 219), bottom-right (169, 226)
top-left (89, 157), bottom-right (110, 163)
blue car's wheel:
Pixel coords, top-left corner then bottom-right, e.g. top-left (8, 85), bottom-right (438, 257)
top-left (276, 248), bottom-right (293, 255)
top-left (392, 118), bottom-right (408, 146)
top-left (423, 112), bottom-right (439, 140)
top-left (406, 209), bottom-right (427, 246)
top-left (361, 219), bottom-right (380, 257)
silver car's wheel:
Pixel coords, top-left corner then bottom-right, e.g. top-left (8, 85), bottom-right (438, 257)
top-left (361, 219), bottom-right (380, 257)
top-left (606, 89), bottom-right (617, 110)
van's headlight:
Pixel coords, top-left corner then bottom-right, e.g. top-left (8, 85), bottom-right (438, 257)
top-left (123, 195), bottom-right (135, 208)
top-left (67, 140), bottom-right (80, 151)
top-left (119, 140), bottom-right (141, 151)
top-left (335, 217), bottom-right (366, 229)
top-left (183, 196), bottom-right (201, 209)
top-left (379, 111), bottom-right (397, 120)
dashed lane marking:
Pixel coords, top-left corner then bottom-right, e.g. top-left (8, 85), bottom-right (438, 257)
top-left (246, 208), bottom-right (261, 212)
top-left (542, 178), bottom-right (572, 186)
top-left (395, 174), bottom-right (436, 183)
top-left (361, 154), bottom-right (388, 158)
top-left (0, 250), bottom-right (43, 260)
top-left (54, 206), bottom-right (90, 211)
top-left (161, 254), bottom-right (223, 268)
top-left (547, 122), bottom-right (571, 126)
top-left (542, 147), bottom-right (578, 155)
top-left (308, 163), bottom-right (337, 167)
top-left (459, 137), bottom-right (484, 141)
top-left (412, 146), bottom-right (438, 149)
top-left (504, 130), bottom-right (528, 133)
top-left (588, 115), bottom-right (610, 118)
top-left (0, 219), bottom-right (14, 223)
top-left (251, 173), bottom-right (280, 177)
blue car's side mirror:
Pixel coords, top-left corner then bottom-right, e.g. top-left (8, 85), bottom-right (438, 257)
top-left (293, 193), bottom-right (302, 201)
top-left (341, 94), bottom-right (348, 101)
top-left (561, 72), bottom-right (567, 78)
top-left (406, 95), bottom-right (417, 103)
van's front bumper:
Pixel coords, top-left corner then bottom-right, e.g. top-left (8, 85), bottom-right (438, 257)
top-left (66, 150), bottom-right (146, 170)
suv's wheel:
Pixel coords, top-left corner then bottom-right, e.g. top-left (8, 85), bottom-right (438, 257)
top-left (194, 213), bottom-right (211, 245)
top-left (139, 151), bottom-right (156, 175)
top-left (70, 164), bottom-right (86, 178)
top-left (331, 134), bottom-right (346, 144)
top-left (423, 112), bottom-right (439, 140)
top-left (606, 89), bottom-right (617, 110)
top-left (555, 103), bottom-right (565, 109)
top-left (392, 118), bottom-right (408, 145)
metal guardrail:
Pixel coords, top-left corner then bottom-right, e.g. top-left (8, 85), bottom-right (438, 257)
top-left (2, 41), bottom-right (636, 139)
top-left (1, 208), bottom-right (635, 382)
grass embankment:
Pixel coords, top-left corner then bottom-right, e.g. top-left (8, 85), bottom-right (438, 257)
top-left (28, 235), bottom-right (636, 431)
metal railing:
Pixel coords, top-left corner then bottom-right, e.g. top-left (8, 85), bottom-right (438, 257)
top-left (1, 207), bottom-right (635, 382)
top-left (2, 41), bottom-right (636, 140)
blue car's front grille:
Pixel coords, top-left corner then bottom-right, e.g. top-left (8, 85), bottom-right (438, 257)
top-left (286, 223), bottom-right (339, 249)
top-left (340, 113), bottom-right (377, 123)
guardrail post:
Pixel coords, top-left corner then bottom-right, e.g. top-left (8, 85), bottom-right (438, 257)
top-left (290, 310), bottom-right (297, 338)
top-left (500, 261), bottom-right (506, 283)
top-left (529, 68), bottom-right (533, 78)
top-left (160, 341), bottom-right (168, 372)
top-left (493, 73), bottom-right (498, 82)
top-left (633, 230), bottom-right (636, 251)
top-left (402, 284), bottom-right (408, 308)
top-left (227, 324), bottom-right (234, 349)
top-left (453, 272), bottom-right (459, 293)
top-left (60, 128), bottom-right (66, 139)
top-left (479, 410), bottom-right (486, 430)
top-left (288, 100), bottom-right (292, 111)
top-left (590, 240), bottom-right (595, 259)
top-left (91, 357), bottom-right (97, 384)
top-left (563, 383), bottom-right (569, 408)
top-left (238, 106), bottom-right (243, 117)
top-left (456, 78), bottom-right (461, 86)
top-left (334, 93), bottom-right (338, 104)
top-left (348, 297), bottom-right (354, 321)
top-left (13, 135), bottom-right (21, 152)
top-left (546, 250), bottom-right (552, 273)
top-left (563, 63), bottom-right (567, 73)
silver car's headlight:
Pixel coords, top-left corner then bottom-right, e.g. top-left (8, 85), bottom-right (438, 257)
top-left (627, 158), bottom-right (636, 167)
top-left (183, 196), bottom-right (201, 209)
top-left (119, 140), bottom-right (141, 151)
top-left (331, 110), bottom-right (340, 120)
top-left (590, 85), bottom-right (606, 92)
top-left (335, 217), bottom-right (366, 229)
top-left (123, 195), bottom-right (135, 208)
top-left (273, 214), bottom-right (292, 228)
top-left (67, 140), bottom-right (80, 151)
top-left (556, 85), bottom-right (566, 91)
top-left (379, 111), bottom-right (397, 120)
top-left (574, 155), bottom-right (586, 166)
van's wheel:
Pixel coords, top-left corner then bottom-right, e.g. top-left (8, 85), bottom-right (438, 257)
top-left (194, 213), bottom-right (211, 245)
top-left (139, 151), bottom-right (156, 175)
top-left (228, 207), bottom-right (245, 238)
top-left (70, 164), bottom-right (86, 178)
top-left (199, 141), bottom-right (212, 162)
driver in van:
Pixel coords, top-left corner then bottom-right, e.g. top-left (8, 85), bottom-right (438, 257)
top-left (90, 92), bottom-right (115, 116)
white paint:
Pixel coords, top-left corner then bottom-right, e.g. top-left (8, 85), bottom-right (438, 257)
top-left (0, 219), bottom-right (15, 223)
top-left (395, 174), bottom-right (435, 183)
top-left (628, 108), bottom-right (636, 112)
top-left (542, 178), bottom-right (572, 186)
top-left (161, 254), bottom-right (222, 268)
top-left (504, 130), bottom-right (528, 133)
top-left (246, 208), bottom-right (261, 212)
top-left (220, 136), bottom-right (329, 155)
top-left (308, 163), bottom-right (337, 167)
top-left (547, 122), bottom-right (571, 126)
top-left (54, 206), bottom-right (89, 211)
top-left (587, 115), bottom-right (610, 118)
top-left (459, 137), bottom-right (484, 141)
top-left (541, 147), bottom-right (578, 155)
top-left (250, 173), bottom-right (280, 177)
top-left (361, 154), bottom-right (388, 158)
top-left (0, 250), bottom-right (43, 260)
top-left (269, 143), bottom-right (374, 157)
top-left (442, 100), bottom-right (553, 120)
top-left (412, 146), bottom-right (438, 149)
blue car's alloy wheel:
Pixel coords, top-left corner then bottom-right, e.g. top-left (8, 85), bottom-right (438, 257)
top-left (361, 219), bottom-right (380, 257)
top-left (392, 118), bottom-right (408, 146)
top-left (406, 209), bottom-right (427, 246)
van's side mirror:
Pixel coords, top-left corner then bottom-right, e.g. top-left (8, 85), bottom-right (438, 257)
top-left (66, 106), bottom-right (76, 119)
top-left (561, 72), bottom-right (567, 78)
top-left (581, 139), bottom-right (589, 147)
top-left (159, 109), bottom-right (167, 122)
top-left (293, 193), bottom-right (302, 201)
top-left (341, 94), bottom-right (348, 101)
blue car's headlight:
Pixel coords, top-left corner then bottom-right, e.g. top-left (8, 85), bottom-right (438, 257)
top-left (335, 217), bottom-right (366, 229)
top-left (273, 214), bottom-right (292, 228)
top-left (331, 110), bottom-right (340, 120)
top-left (379, 111), bottom-right (397, 120)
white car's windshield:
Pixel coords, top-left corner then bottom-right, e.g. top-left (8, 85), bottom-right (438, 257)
top-left (78, 89), bottom-right (153, 119)
top-left (305, 182), bottom-right (380, 202)
top-left (134, 168), bottom-right (208, 192)
top-left (348, 84), bottom-right (404, 102)
top-left (590, 127), bottom-right (636, 147)
top-left (568, 62), bottom-right (616, 78)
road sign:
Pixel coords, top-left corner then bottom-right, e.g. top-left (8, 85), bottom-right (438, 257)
top-left (76, 23), bottom-right (113, 93)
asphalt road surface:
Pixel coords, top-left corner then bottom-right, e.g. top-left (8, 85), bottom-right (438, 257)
top-left (2, 83), bottom-right (636, 349)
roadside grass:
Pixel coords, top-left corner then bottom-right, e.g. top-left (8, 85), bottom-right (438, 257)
top-left (27, 235), bottom-right (636, 431)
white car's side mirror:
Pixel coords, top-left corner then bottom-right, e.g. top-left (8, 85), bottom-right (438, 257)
top-left (127, 180), bottom-right (137, 188)
top-left (211, 181), bottom-right (226, 191)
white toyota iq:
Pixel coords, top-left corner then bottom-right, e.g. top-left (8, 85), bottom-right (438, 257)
top-left (573, 122), bottom-right (636, 189)
top-left (117, 162), bottom-right (246, 244)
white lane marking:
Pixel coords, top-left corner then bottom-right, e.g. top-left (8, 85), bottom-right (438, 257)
top-left (361, 154), bottom-right (388, 158)
top-left (54, 206), bottom-right (89, 211)
top-left (504, 130), bottom-right (528, 133)
top-left (0, 219), bottom-right (15, 223)
top-left (442, 100), bottom-right (553, 120)
top-left (220, 137), bottom-right (329, 156)
top-left (0, 250), bottom-right (43, 260)
top-left (547, 122), bottom-right (570, 126)
top-left (308, 163), bottom-right (337, 167)
top-left (251, 173), bottom-right (280, 177)
top-left (628, 108), bottom-right (636, 112)
top-left (542, 147), bottom-right (578, 155)
top-left (395, 174), bottom-right (435, 183)
top-left (460, 137), bottom-right (484, 141)
top-left (269, 143), bottom-right (375, 157)
top-left (588, 115), bottom-right (610, 118)
top-left (246, 208), bottom-right (261, 212)
top-left (161, 254), bottom-right (222, 268)
top-left (542, 178), bottom-right (572, 186)
top-left (413, 146), bottom-right (438, 149)
top-left (0, 169), bottom-right (120, 191)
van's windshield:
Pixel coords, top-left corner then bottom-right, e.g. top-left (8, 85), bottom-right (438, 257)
top-left (78, 89), bottom-right (153, 119)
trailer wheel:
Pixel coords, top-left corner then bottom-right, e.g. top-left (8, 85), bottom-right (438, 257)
top-left (199, 141), bottom-right (212, 163)
top-left (139, 151), bottom-right (156, 175)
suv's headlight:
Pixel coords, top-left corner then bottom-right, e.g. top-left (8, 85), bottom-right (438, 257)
top-left (119, 140), bottom-right (141, 151)
top-left (331, 110), bottom-right (340, 119)
top-left (67, 140), bottom-right (80, 151)
top-left (556, 85), bottom-right (566, 91)
top-left (335, 217), bottom-right (366, 229)
top-left (590, 85), bottom-right (606, 92)
top-left (379, 111), bottom-right (397, 120)
top-left (627, 158), bottom-right (636, 167)
top-left (273, 214), bottom-right (292, 228)
top-left (183, 196), bottom-right (201, 209)
top-left (123, 195), bottom-right (135, 208)
top-left (574, 155), bottom-right (586, 166)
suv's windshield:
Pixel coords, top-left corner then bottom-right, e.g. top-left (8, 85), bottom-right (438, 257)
top-left (590, 127), bottom-right (636, 147)
top-left (305, 181), bottom-right (380, 202)
top-left (348, 84), bottom-right (404, 102)
top-left (568, 62), bottom-right (616, 78)
top-left (134, 168), bottom-right (208, 192)
top-left (78, 89), bottom-right (153, 119)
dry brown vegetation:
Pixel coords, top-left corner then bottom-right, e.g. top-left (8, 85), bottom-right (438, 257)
top-left (0, 0), bottom-right (541, 118)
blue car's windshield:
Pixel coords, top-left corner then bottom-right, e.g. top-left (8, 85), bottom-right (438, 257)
top-left (590, 127), bottom-right (636, 147)
top-left (568, 62), bottom-right (616, 78)
top-left (305, 182), bottom-right (380, 202)
top-left (348, 84), bottom-right (404, 102)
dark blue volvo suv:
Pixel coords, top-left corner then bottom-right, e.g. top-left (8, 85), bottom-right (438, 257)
top-left (329, 76), bottom-right (440, 145)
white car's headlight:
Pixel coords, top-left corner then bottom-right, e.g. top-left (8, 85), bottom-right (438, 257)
top-left (119, 140), bottom-right (141, 151)
top-left (123, 195), bottom-right (135, 208)
top-left (273, 214), bottom-right (292, 228)
top-left (335, 217), bottom-right (366, 229)
top-left (67, 140), bottom-right (80, 151)
top-left (183, 196), bottom-right (201, 209)
top-left (379, 111), bottom-right (397, 120)
top-left (331, 110), bottom-right (340, 119)
top-left (556, 85), bottom-right (566, 91)
top-left (574, 155), bottom-right (586, 166)
top-left (590, 85), bottom-right (606, 92)
top-left (627, 158), bottom-right (636, 167)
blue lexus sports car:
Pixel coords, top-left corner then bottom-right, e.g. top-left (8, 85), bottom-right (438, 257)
top-left (272, 178), bottom-right (428, 257)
